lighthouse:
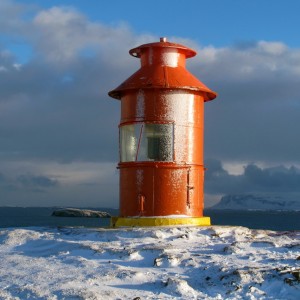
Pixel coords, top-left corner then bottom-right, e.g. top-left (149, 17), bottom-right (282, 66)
top-left (109, 38), bottom-right (217, 226)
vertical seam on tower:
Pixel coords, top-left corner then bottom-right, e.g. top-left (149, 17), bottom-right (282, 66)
top-left (163, 66), bottom-right (169, 88)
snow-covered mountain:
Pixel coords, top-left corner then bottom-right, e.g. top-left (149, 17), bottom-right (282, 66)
top-left (210, 194), bottom-right (300, 211)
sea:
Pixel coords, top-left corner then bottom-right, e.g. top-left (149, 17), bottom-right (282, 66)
top-left (0, 207), bottom-right (299, 231)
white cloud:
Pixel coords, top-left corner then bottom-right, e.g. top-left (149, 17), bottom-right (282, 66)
top-left (257, 41), bottom-right (288, 55)
top-left (30, 6), bottom-right (146, 67)
top-left (32, 6), bottom-right (95, 63)
top-left (193, 41), bottom-right (300, 82)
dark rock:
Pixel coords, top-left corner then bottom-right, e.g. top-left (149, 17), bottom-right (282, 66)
top-left (52, 208), bottom-right (111, 218)
top-left (292, 270), bottom-right (300, 281)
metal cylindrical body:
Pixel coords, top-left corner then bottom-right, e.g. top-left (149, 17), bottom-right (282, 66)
top-left (109, 38), bottom-right (217, 218)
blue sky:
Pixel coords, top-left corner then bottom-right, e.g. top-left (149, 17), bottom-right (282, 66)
top-left (0, 0), bottom-right (300, 207)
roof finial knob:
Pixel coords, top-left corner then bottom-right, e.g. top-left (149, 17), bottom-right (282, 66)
top-left (160, 37), bottom-right (167, 42)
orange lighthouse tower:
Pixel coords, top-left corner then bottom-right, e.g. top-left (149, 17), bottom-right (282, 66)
top-left (109, 38), bottom-right (217, 227)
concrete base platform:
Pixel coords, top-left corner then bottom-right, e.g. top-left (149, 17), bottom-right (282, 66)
top-left (110, 216), bottom-right (211, 227)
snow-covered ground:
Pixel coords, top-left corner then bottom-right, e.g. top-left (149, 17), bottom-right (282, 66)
top-left (0, 226), bottom-right (299, 299)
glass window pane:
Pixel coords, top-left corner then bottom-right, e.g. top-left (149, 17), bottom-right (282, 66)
top-left (120, 123), bottom-right (174, 162)
top-left (144, 124), bottom-right (173, 161)
top-left (120, 124), bottom-right (137, 162)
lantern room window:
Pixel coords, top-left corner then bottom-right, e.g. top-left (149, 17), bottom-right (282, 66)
top-left (120, 123), bottom-right (174, 162)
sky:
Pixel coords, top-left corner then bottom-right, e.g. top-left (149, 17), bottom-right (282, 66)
top-left (0, 0), bottom-right (300, 208)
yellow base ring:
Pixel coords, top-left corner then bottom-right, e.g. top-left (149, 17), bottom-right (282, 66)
top-left (111, 216), bottom-right (211, 227)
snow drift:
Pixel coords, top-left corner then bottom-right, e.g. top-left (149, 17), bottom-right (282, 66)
top-left (0, 226), bottom-right (299, 299)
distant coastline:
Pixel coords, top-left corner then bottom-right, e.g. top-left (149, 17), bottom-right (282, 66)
top-left (210, 194), bottom-right (300, 211)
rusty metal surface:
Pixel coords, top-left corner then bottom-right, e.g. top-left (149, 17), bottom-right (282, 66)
top-left (108, 38), bottom-right (217, 217)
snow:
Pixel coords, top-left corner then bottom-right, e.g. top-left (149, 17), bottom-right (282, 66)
top-left (211, 194), bottom-right (300, 211)
top-left (160, 90), bottom-right (200, 163)
top-left (160, 49), bottom-right (180, 67)
top-left (0, 226), bottom-right (299, 299)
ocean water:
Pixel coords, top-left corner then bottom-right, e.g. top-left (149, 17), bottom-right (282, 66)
top-left (0, 207), bottom-right (114, 228)
top-left (206, 209), bottom-right (300, 231)
top-left (0, 207), bottom-right (299, 231)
